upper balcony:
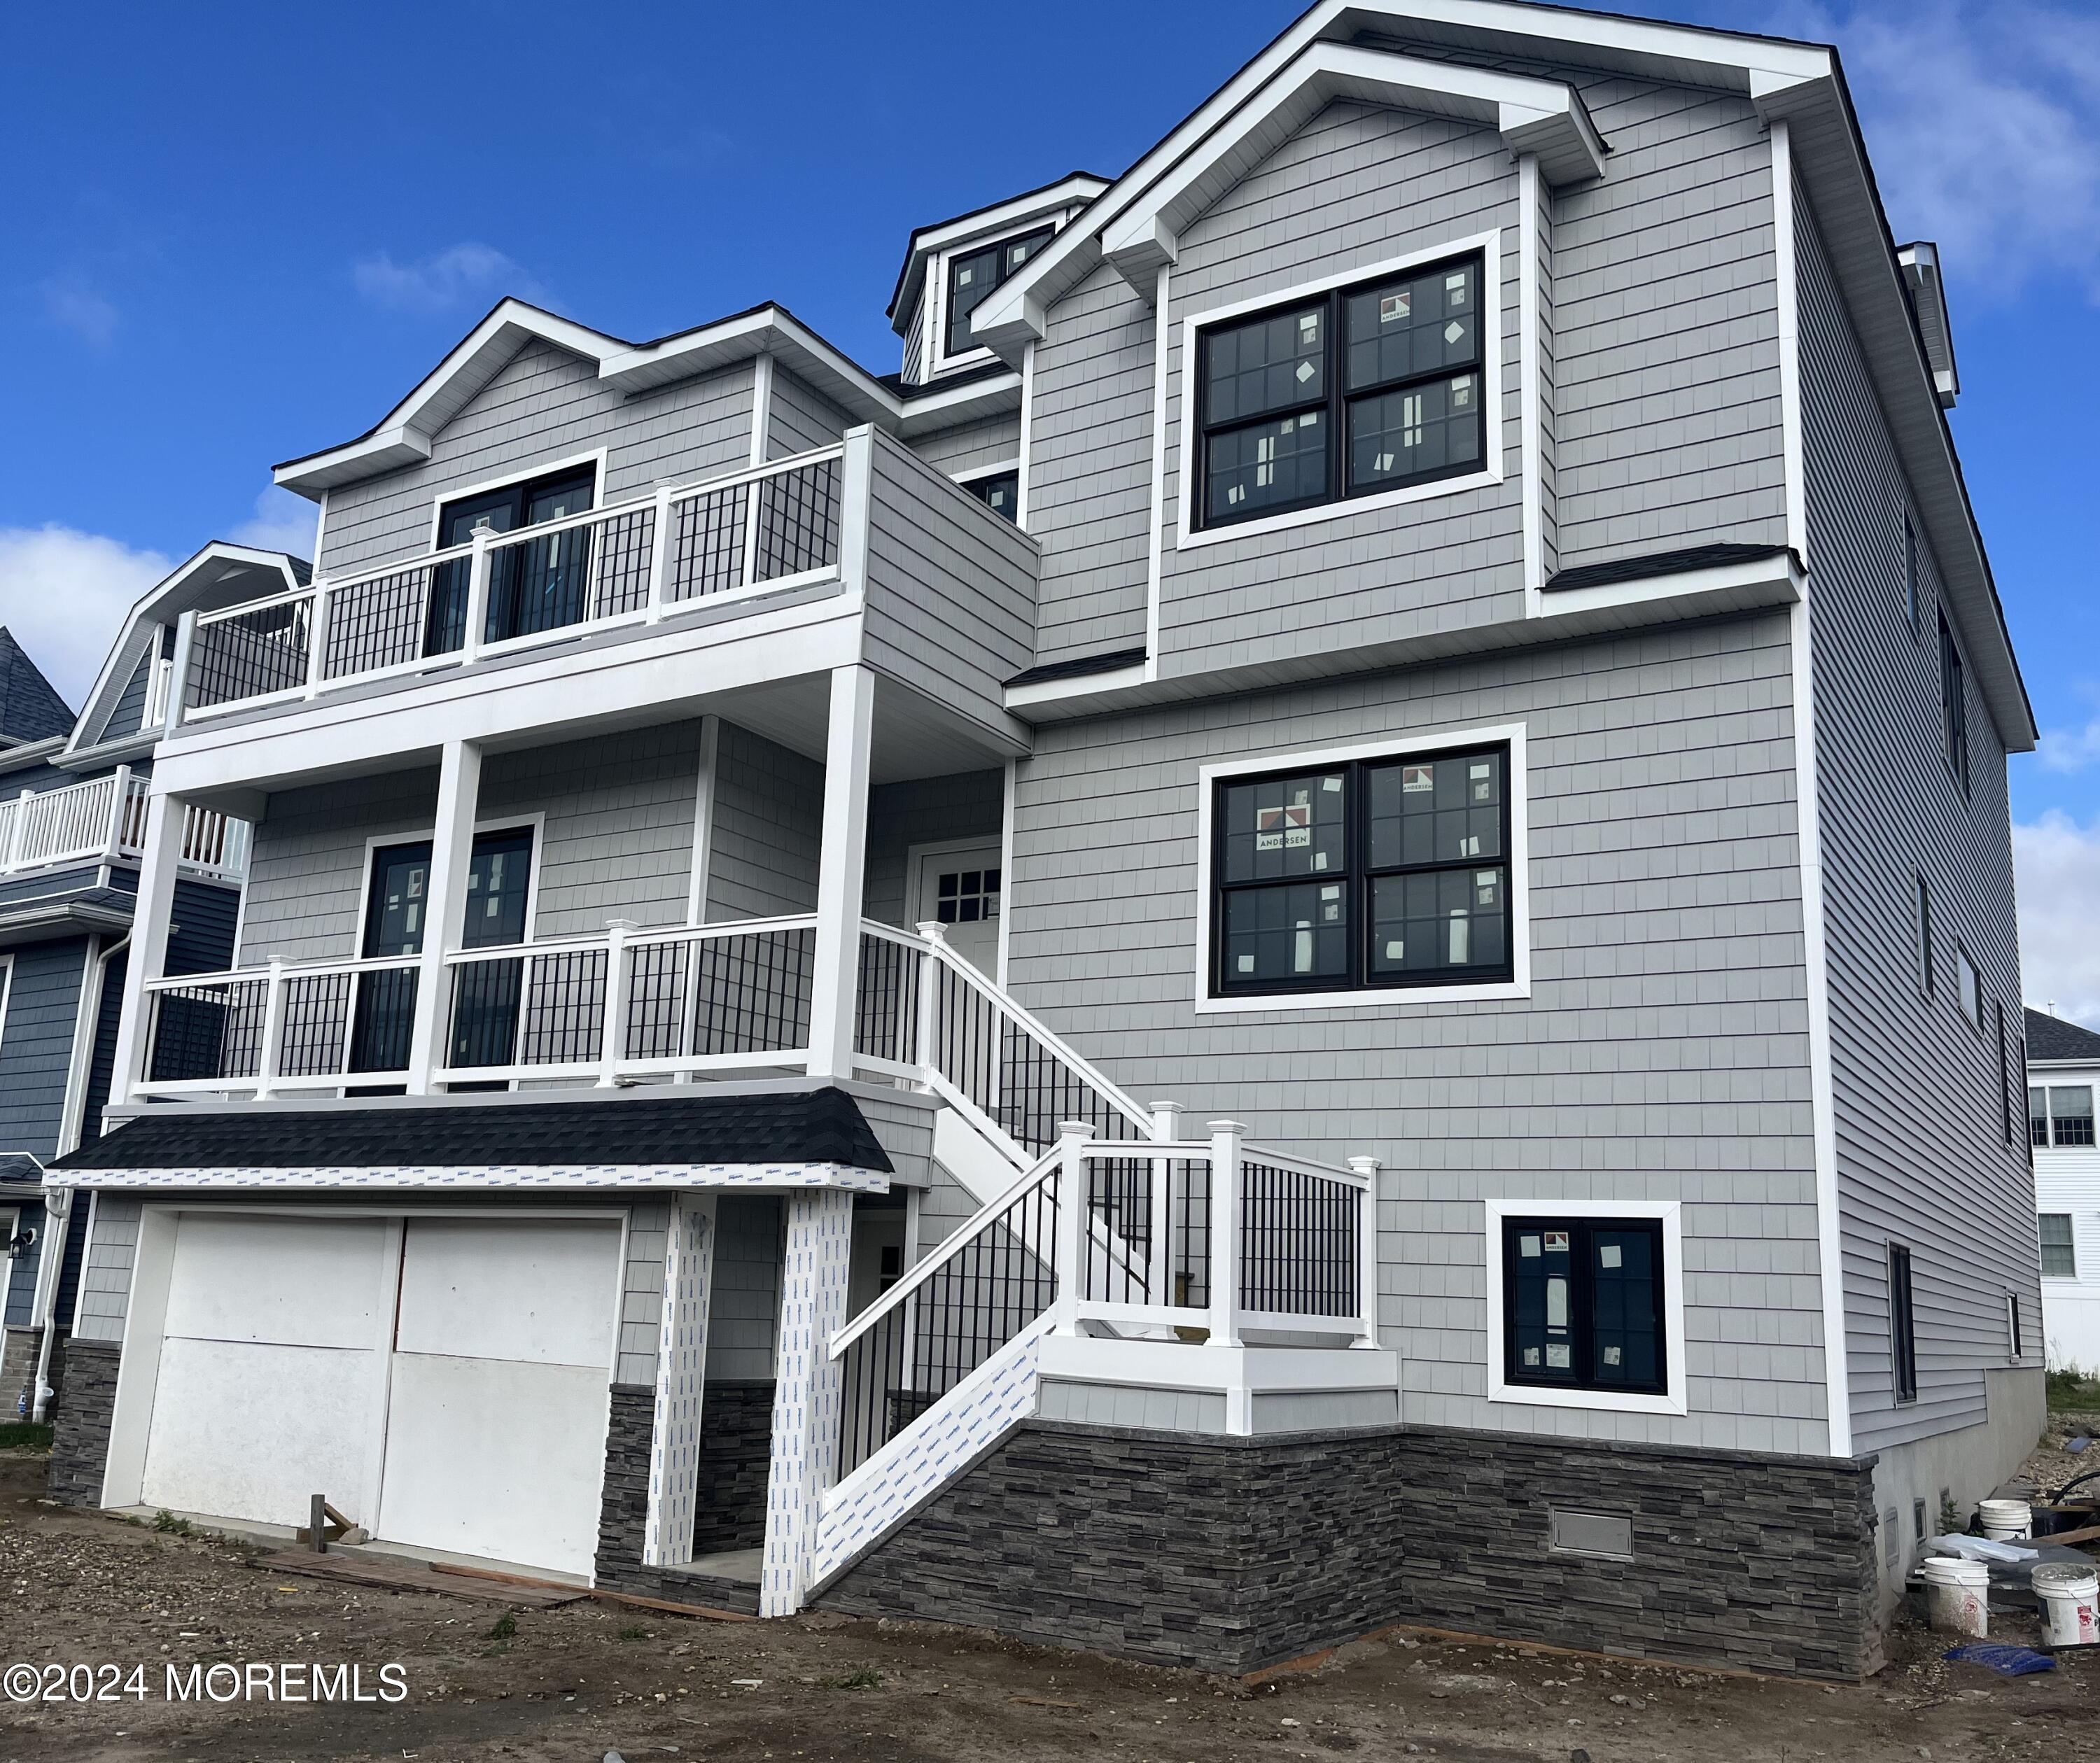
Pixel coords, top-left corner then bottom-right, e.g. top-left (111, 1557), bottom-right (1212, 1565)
top-left (158, 429), bottom-right (1038, 797)
top-left (0, 769), bottom-right (247, 887)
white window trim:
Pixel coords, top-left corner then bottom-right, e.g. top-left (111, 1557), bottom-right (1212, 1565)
top-left (0, 953), bottom-right (14, 1055)
top-left (906, 836), bottom-right (1004, 942)
top-left (422, 449), bottom-right (609, 552)
top-left (930, 214), bottom-right (1077, 380)
top-left (1192, 721), bottom-right (1530, 1015)
top-left (1175, 229), bottom-right (1506, 553)
top-left (2038, 1211), bottom-right (2078, 1283)
top-left (1483, 1197), bottom-right (1688, 1418)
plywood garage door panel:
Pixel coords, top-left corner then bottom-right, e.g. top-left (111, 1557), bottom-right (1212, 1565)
top-left (375, 1219), bottom-right (621, 1576)
top-left (139, 1216), bottom-right (391, 1531)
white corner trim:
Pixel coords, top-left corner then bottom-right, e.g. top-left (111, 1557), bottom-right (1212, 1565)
top-left (1174, 230), bottom-right (1506, 554)
top-left (1483, 1197), bottom-right (1689, 1418)
top-left (1015, 342), bottom-right (1036, 528)
top-left (750, 353), bottom-right (775, 466)
top-left (1191, 720), bottom-right (1531, 1016)
top-left (421, 448), bottom-right (610, 552)
top-left (997, 761), bottom-right (1017, 988)
top-left (1771, 121), bottom-right (1808, 566)
top-left (1516, 153), bottom-right (1546, 612)
top-left (1144, 261), bottom-right (1172, 682)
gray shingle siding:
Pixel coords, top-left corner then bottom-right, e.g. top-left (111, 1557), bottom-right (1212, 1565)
top-left (71, 1194), bottom-right (141, 1343)
top-left (1796, 205), bottom-right (2033, 1454)
top-left (318, 342), bottom-right (757, 576)
top-left (0, 937), bottom-right (90, 1160)
top-left (766, 367), bottom-right (850, 459)
top-left (862, 771), bottom-right (1004, 929)
top-left (706, 720), bottom-right (823, 923)
top-left (237, 768), bottom-right (440, 965)
top-left (1004, 617), bottom-right (1828, 1453)
top-left (708, 1194), bottom-right (783, 1380)
top-left (97, 646), bottom-right (154, 744)
top-left (907, 414), bottom-right (1021, 479)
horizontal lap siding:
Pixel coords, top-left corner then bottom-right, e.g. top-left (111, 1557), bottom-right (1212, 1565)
top-left (862, 433), bottom-right (1037, 737)
top-left (766, 368), bottom-right (849, 459)
top-left (94, 647), bottom-right (153, 743)
top-left (706, 721), bottom-right (822, 923)
top-left (318, 343), bottom-right (756, 575)
top-left (908, 414), bottom-right (1021, 479)
top-left (1798, 211), bottom-right (2034, 1454)
top-left (1030, 263), bottom-right (1156, 667)
top-left (482, 723), bottom-right (703, 937)
top-left (1551, 79), bottom-right (1787, 568)
top-left (1007, 617), bottom-right (1826, 1452)
top-left (0, 938), bottom-right (90, 1158)
top-left (1158, 102), bottom-right (1525, 676)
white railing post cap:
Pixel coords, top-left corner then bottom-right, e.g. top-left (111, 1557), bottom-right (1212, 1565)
top-left (1149, 1100), bottom-right (1184, 1118)
top-left (1055, 1119), bottom-right (1093, 1142)
top-left (606, 917), bottom-right (640, 932)
top-left (1348, 1155), bottom-right (1382, 1176)
top-left (1206, 1119), bottom-right (1250, 1137)
top-left (915, 919), bottom-right (948, 943)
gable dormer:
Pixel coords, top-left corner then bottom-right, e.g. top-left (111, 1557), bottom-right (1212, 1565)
top-left (888, 172), bottom-right (1107, 387)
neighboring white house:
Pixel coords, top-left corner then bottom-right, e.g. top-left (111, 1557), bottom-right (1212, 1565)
top-left (2029, 1007), bottom-right (2100, 1374)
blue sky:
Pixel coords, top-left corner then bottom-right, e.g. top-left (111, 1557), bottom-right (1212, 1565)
top-left (4, 0), bottom-right (2099, 1009)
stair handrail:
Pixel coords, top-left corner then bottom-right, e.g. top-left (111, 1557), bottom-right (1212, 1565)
top-left (905, 920), bottom-right (1156, 1142)
top-left (827, 1139), bottom-right (1063, 1361)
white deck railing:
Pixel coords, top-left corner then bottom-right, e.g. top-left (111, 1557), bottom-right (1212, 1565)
top-left (178, 446), bottom-right (847, 722)
top-left (0, 769), bottom-right (247, 884)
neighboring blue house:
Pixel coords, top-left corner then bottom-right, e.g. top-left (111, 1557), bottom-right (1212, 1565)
top-left (1, 550), bottom-right (287, 1417)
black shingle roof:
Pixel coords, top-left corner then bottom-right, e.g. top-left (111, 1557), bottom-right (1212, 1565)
top-left (49, 1089), bottom-right (891, 1174)
top-left (1543, 542), bottom-right (1795, 595)
top-left (0, 1152), bottom-right (44, 1185)
top-left (0, 628), bottom-right (76, 745)
top-left (2025, 1007), bottom-right (2100, 1064)
top-left (1004, 647), bottom-right (1147, 688)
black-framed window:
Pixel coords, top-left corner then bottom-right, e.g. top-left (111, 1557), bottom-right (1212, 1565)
top-left (1998, 1002), bottom-right (2012, 1142)
top-left (945, 227), bottom-right (1051, 359)
top-left (428, 465), bottom-right (596, 654)
top-left (2033, 1084), bottom-right (2096, 1148)
top-left (2040, 1214), bottom-right (2078, 1279)
top-left (1915, 873), bottom-right (1933, 997)
top-left (1212, 745), bottom-right (1512, 997)
top-left (1956, 945), bottom-right (1980, 1028)
top-left (2007, 1291), bottom-right (2024, 1358)
top-left (1195, 253), bottom-right (1486, 530)
top-left (1889, 1244), bottom-right (1918, 1404)
top-left (1903, 515), bottom-right (1920, 636)
top-left (1502, 1216), bottom-right (1667, 1396)
top-left (962, 470), bottom-right (1018, 523)
top-left (1939, 611), bottom-right (1970, 796)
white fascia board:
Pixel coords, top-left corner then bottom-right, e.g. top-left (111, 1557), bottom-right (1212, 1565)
top-left (1099, 45), bottom-right (1601, 295)
top-left (893, 371), bottom-right (1024, 440)
top-left (58, 1162), bottom-right (893, 1192)
top-left (601, 309), bottom-right (897, 432)
top-left (0, 736), bottom-right (68, 777)
top-left (887, 173), bottom-right (1112, 336)
top-left (977, 0), bottom-right (1824, 353)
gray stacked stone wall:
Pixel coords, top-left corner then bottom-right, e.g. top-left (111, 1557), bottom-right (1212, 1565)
top-left (47, 1337), bottom-right (120, 1505)
top-left (815, 1419), bottom-right (1883, 1680)
top-left (689, 1380), bottom-right (775, 1555)
top-left (4, 1324), bottom-right (41, 1416)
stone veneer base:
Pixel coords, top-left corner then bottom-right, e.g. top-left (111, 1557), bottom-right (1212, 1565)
top-left (813, 1419), bottom-right (1883, 1680)
top-left (48, 1338), bottom-right (120, 1506)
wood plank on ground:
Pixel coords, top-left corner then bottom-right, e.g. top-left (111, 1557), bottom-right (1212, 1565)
top-left (253, 1548), bottom-right (585, 1608)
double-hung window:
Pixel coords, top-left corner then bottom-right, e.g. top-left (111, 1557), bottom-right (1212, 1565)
top-left (1501, 1216), bottom-right (1667, 1396)
top-left (945, 228), bottom-right (1051, 360)
top-left (2033, 1085), bottom-right (2096, 1148)
top-left (1195, 253), bottom-right (1485, 530)
top-left (2040, 1214), bottom-right (2078, 1279)
top-left (1939, 611), bottom-right (1970, 796)
top-left (1211, 744), bottom-right (1511, 997)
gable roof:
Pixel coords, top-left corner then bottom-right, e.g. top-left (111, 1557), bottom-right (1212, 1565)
top-left (885, 170), bottom-right (1112, 335)
top-left (0, 629), bottom-right (76, 746)
top-left (2026, 1008), bottom-right (2100, 1066)
top-left (274, 298), bottom-right (1023, 498)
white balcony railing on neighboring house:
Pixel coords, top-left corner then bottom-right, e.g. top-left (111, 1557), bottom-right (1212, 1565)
top-left (176, 446), bottom-right (847, 724)
top-left (0, 769), bottom-right (248, 885)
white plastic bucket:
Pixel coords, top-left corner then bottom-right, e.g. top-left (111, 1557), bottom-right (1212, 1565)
top-left (2033, 1565), bottom-right (2100, 1648)
top-left (1980, 1498), bottom-right (2032, 1541)
top-left (1921, 1556), bottom-right (1991, 1637)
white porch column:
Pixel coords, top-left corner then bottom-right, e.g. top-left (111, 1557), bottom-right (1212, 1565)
top-left (806, 663), bottom-right (875, 1079)
top-left (405, 739), bottom-right (482, 1093)
top-left (107, 789), bottom-right (188, 1107)
top-left (643, 1193), bottom-right (718, 1568)
top-left (759, 1186), bottom-right (855, 1616)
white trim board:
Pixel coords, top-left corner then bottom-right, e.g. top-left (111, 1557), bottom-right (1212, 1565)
top-left (1173, 230), bottom-right (1506, 554)
top-left (1192, 721), bottom-right (1531, 1015)
top-left (1482, 1197), bottom-right (1689, 1419)
top-left (422, 449), bottom-right (608, 552)
top-left (60, 1163), bottom-right (895, 1192)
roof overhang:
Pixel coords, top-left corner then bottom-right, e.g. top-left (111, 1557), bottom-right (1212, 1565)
top-left (887, 171), bottom-right (1111, 335)
top-left (275, 300), bottom-right (1023, 499)
top-left (1097, 43), bottom-right (1604, 295)
top-left (61, 542), bottom-right (311, 765)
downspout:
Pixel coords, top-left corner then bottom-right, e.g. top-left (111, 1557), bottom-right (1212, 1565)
top-left (32, 931), bottom-right (126, 1421)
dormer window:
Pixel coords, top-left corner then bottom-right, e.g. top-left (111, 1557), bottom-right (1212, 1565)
top-left (946, 227), bottom-right (1051, 360)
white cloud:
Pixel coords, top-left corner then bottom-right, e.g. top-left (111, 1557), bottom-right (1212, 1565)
top-left (228, 486), bottom-right (318, 561)
top-left (39, 274), bottom-right (119, 348)
top-left (0, 526), bottom-right (170, 708)
top-left (1762, 1), bottom-right (2100, 298)
top-left (2015, 811), bottom-right (2100, 1027)
top-left (352, 243), bottom-right (542, 314)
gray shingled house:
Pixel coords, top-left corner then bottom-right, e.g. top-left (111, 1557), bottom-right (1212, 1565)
top-left (38, 0), bottom-right (2041, 1682)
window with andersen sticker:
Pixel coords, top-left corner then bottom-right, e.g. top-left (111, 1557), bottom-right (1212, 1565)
top-left (1194, 251), bottom-right (1486, 530)
top-left (1210, 744), bottom-right (1511, 997)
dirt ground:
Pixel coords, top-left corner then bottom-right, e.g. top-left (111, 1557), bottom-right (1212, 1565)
top-left (4, 1451), bottom-right (2097, 1763)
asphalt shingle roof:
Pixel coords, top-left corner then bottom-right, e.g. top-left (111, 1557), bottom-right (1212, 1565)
top-left (0, 628), bottom-right (76, 745)
top-left (2025, 1007), bottom-right (2100, 1065)
top-left (49, 1088), bottom-right (891, 1174)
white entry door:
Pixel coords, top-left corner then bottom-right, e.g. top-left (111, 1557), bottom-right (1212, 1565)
top-left (374, 1218), bottom-right (621, 1577)
top-left (139, 1214), bottom-right (393, 1530)
top-left (911, 841), bottom-right (1002, 978)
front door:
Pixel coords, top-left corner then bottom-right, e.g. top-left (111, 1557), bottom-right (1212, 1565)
top-left (911, 841), bottom-right (1002, 979)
